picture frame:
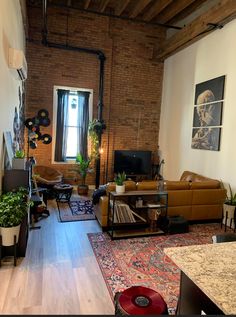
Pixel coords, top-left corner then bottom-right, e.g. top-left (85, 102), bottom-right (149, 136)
top-left (192, 75), bottom-right (225, 151)
top-left (191, 127), bottom-right (221, 151)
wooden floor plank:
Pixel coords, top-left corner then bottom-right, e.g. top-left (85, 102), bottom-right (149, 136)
top-left (0, 198), bottom-right (114, 315)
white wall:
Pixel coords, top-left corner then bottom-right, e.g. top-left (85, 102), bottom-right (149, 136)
top-left (159, 18), bottom-right (236, 192)
top-left (0, 0), bottom-right (25, 191)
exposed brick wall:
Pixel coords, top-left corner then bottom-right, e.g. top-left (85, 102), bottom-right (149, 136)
top-left (25, 5), bottom-right (165, 186)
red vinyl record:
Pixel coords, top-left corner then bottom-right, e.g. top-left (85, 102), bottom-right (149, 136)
top-left (118, 286), bottom-right (167, 315)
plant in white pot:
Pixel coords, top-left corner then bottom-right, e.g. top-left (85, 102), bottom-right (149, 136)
top-left (12, 149), bottom-right (26, 170)
top-left (223, 184), bottom-right (236, 229)
top-left (114, 172), bottom-right (126, 194)
top-left (0, 187), bottom-right (30, 246)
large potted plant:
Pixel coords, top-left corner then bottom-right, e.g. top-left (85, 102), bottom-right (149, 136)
top-left (0, 187), bottom-right (30, 246)
top-left (73, 153), bottom-right (93, 195)
top-left (114, 172), bottom-right (126, 194)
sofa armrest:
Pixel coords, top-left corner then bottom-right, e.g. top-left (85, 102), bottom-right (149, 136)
top-left (93, 196), bottom-right (109, 227)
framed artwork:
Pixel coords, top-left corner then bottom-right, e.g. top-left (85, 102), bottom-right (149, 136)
top-left (192, 127), bottom-right (221, 151)
top-left (3, 131), bottom-right (14, 169)
top-left (191, 75), bottom-right (225, 151)
top-left (194, 75), bottom-right (225, 105)
top-left (193, 102), bottom-right (223, 127)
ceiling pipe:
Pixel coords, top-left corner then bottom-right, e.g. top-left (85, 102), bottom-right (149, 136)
top-left (42, 0), bottom-right (105, 188)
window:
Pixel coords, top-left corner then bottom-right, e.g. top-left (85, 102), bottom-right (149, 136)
top-left (52, 86), bottom-right (93, 163)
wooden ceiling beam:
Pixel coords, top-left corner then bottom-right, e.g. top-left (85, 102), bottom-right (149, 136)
top-left (84, 0), bottom-right (91, 9)
top-left (98, 0), bottom-right (110, 13)
top-left (129, 0), bottom-right (152, 18)
top-left (115, 0), bottom-right (131, 16)
top-left (157, 0), bottom-right (197, 24)
top-left (142, 0), bottom-right (173, 22)
top-left (169, 0), bottom-right (212, 24)
top-left (155, 0), bottom-right (236, 61)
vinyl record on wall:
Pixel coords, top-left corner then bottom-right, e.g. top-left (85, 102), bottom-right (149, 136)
top-left (24, 118), bottom-right (35, 129)
top-left (38, 109), bottom-right (49, 118)
top-left (41, 134), bottom-right (52, 144)
top-left (39, 117), bottom-right (50, 127)
top-left (30, 131), bottom-right (42, 141)
top-left (29, 140), bottom-right (37, 149)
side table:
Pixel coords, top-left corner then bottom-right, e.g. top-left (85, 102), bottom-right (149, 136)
top-left (54, 184), bottom-right (73, 203)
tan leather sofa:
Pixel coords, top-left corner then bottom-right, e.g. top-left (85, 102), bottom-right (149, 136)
top-left (94, 171), bottom-right (227, 229)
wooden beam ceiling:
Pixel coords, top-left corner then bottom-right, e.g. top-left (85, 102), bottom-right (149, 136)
top-left (84, 0), bottom-right (91, 9)
top-left (156, 0), bottom-right (197, 24)
top-left (129, 0), bottom-right (153, 18)
top-left (142, 0), bottom-right (173, 22)
top-left (115, 0), bottom-right (131, 16)
top-left (155, 0), bottom-right (236, 61)
top-left (98, 0), bottom-right (110, 13)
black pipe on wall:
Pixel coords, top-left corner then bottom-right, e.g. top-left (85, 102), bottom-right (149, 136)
top-left (42, 0), bottom-right (105, 188)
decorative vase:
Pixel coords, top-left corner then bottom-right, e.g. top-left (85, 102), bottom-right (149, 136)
top-left (222, 204), bottom-right (235, 229)
top-left (12, 158), bottom-right (26, 170)
top-left (77, 184), bottom-right (89, 196)
top-left (116, 184), bottom-right (125, 194)
top-left (0, 224), bottom-right (21, 246)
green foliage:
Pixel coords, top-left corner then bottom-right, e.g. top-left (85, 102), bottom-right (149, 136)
top-left (73, 153), bottom-right (93, 185)
top-left (225, 184), bottom-right (236, 205)
top-left (0, 187), bottom-right (31, 227)
top-left (114, 172), bottom-right (126, 186)
top-left (88, 119), bottom-right (106, 159)
top-left (15, 150), bottom-right (25, 158)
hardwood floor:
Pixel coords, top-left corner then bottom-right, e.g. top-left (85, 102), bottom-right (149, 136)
top-left (0, 199), bottom-right (114, 315)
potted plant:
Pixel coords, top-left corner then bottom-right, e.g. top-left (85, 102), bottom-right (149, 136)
top-left (12, 149), bottom-right (26, 170)
top-left (223, 183), bottom-right (236, 229)
top-left (73, 153), bottom-right (93, 195)
top-left (114, 172), bottom-right (126, 194)
top-left (0, 187), bottom-right (30, 246)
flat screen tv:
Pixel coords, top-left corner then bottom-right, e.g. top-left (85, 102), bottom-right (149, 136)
top-left (114, 150), bottom-right (152, 176)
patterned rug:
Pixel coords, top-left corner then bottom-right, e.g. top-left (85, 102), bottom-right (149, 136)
top-left (58, 199), bottom-right (96, 222)
top-left (88, 223), bottom-right (225, 314)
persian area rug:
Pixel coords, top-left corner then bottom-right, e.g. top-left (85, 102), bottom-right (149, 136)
top-left (58, 199), bottom-right (96, 222)
top-left (88, 223), bottom-right (224, 314)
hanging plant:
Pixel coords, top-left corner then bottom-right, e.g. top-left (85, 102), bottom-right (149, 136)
top-left (88, 119), bottom-right (106, 159)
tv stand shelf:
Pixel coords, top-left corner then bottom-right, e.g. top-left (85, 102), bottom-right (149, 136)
top-left (108, 190), bottom-right (168, 240)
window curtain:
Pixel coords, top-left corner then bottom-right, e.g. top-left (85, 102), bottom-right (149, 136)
top-left (54, 89), bottom-right (69, 162)
top-left (77, 91), bottom-right (90, 159)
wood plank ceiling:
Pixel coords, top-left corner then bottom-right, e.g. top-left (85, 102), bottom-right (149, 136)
top-left (28, 0), bottom-right (236, 61)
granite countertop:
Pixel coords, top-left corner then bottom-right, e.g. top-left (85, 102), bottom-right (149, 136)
top-left (164, 242), bottom-right (236, 315)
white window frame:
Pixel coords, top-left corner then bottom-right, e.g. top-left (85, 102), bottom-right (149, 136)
top-left (52, 85), bottom-right (93, 164)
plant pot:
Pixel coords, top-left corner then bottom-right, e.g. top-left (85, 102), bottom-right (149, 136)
top-left (116, 184), bottom-right (125, 194)
top-left (0, 224), bottom-right (21, 246)
top-left (77, 184), bottom-right (89, 196)
top-left (12, 158), bottom-right (26, 170)
top-left (222, 204), bottom-right (235, 229)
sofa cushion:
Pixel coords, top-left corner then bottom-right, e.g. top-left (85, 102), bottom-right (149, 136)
top-left (190, 180), bottom-right (220, 189)
top-left (165, 181), bottom-right (190, 190)
top-left (136, 181), bottom-right (158, 190)
top-left (180, 171), bottom-right (194, 182)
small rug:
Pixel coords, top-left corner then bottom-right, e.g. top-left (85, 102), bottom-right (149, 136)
top-left (88, 223), bottom-right (225, 314)
top-left (58, 199), bottom-right (96, 222)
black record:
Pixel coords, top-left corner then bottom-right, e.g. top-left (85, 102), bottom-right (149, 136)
top-left (39, 117), bottom-right (50, 127)
top-left (24, 118), bottom-right (35, 130)
top-left (118, 286), bottom-right (167, 315)
top-left (29, 140), bottom-right (37, 149)
top-left (38, 109), bottom-right (49, 118)
top-left (31, 131), bottom-right (42, 141)
top-left (41, 134), bottom-right (52, 144)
